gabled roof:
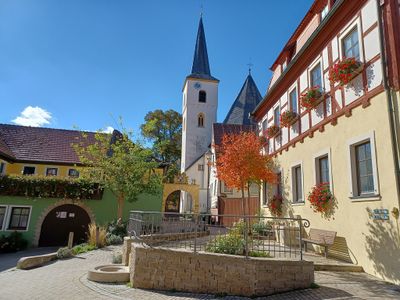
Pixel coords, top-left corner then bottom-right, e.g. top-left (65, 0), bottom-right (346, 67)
top-left (186, 17), bottom-right (219, 82)
top-left (223, 74), bottom-right (262, 125)
top-left (213, 123), bottom-right (257, 147)
top-left (0, 124), bottom-right (104, 164)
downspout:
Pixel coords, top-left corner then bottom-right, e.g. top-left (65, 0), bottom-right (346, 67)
top-left (376, 0), bottom-right (400, 209)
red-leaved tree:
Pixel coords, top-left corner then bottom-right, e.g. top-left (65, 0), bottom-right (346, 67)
top-left (215, 132), bottom-right (277, 216)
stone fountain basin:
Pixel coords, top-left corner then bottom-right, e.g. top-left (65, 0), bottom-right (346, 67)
top-left (87, 264), bottom-right (129, 283)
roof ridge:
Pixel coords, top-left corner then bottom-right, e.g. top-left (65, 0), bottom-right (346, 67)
top-left (0, 123), bottom-right (100, 134)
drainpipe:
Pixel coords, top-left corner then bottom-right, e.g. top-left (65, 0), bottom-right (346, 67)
top-left (376, 0), bottom-right (400, 208)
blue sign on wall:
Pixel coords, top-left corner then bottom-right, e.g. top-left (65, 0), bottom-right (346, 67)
top-left (372, 209), bottom-right (389, 220)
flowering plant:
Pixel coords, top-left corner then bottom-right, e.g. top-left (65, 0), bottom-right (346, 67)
top-left (280, 111), bottom-right (299, 127)
top-left (328, 57), bottom-right (362, 86)
top-left (308, 183), bottom-right (334, 214)
top-left (300, 86), bottom-right (323, 110)
top-left (259, 135), bottom-right (268, 145)
top-left (268, 194), bottom-right (283, 216)
top-left (266, 125), bottom-right (280, 138)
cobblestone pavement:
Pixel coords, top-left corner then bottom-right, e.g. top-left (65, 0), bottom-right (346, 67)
top-left (0, 246), bottom-right (399, 300)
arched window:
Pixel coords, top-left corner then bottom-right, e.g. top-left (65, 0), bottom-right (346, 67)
top-left (198, 113), bottom-right (204, 127)
top-left (198, 90), bottom-right (206, 103)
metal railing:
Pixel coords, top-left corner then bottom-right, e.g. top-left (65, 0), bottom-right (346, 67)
top-left (128, 211), bottom-right (310, 260)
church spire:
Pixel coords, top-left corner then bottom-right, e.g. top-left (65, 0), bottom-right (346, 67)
top-left (188, 16), bottom-right (218, 81)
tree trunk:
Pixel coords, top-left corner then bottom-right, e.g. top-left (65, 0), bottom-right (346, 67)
top-left (247, 183), bottom-right (251, 217)
top-left (241, 184), bottom-right (246, 216)
top-left (117, 193), bottom-right (125, 220)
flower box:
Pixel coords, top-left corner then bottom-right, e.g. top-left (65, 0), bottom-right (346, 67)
top-left (268, 194), bottom-right (283, 217)
top-left (328, 57), bottom-right (364, 86)
top-left (280, 111), bottom-right (299, 128)
top-left (307, 183), bottom-right (334, 214)
top-left (266, 125), bottom-right (280, 138)
top-left (300, 87), bottom-right (324, 111)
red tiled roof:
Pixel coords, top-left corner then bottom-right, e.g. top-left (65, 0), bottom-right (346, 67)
top-left (213, 123), bottom-right (257, 147)
top-left (0, 124), bottom-right (100, 164)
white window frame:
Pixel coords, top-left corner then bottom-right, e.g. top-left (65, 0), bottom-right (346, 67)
top-left (6, 205), bottom-right (32, 232)
top-left (291, 161), bottom-right (304, 204)
top-left (22, 165), bottom-right (36, 175)
top-left (222, 182), bottom-right (233, 194)
top-left (308, 58), bottom-right (324, 90)
top-left (339, 18), bottom-right (364, 63)
top-left (45, 167), bottom-right (58, 176)
top-left (0, 205), bottom-right (8, 231)
top-left (288, 85), bottom-right (298, 113)
top-left (313, 148), bottom-right (334, 192)
top-left (347, 131), bottom-right (380, 201)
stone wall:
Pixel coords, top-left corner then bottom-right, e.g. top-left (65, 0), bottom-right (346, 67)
top-left (129, 242), bottom-right (314, 297)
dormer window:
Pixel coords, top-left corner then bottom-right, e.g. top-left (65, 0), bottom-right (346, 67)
top-left (199, 90), bottom-right (206, 103)
top-left (198, 113), bottom-right (205, 127)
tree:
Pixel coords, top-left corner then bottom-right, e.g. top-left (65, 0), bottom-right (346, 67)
top-left (215, 132), bottom-right (276, 216)
top-left (74, 130), bottom-right (162, 219)
top-left (140, 109), bottom-right (182, 181)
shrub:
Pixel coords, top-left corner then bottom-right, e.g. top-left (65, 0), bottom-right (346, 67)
top-left (87, 222), bottom-right (107, 248)
top-left (106, 233), bottom-right (123, 245)
top-left (71, 243), bottom-right (96, 255)
top-left (328, 57), bottom-right (362, 86)
top-left (248, 251), bottom-right (271, 258)
top-left (300, 86), bottom-right (323, 110)
top-left (0, 231), bottom-right (28, 253)
top-left (206, 232), bottom-right (245, 255)
top-left (112, 251), bottom-right (123, 264)
top-left (252, 221), bottom-right (272, 236)
top-left (0, 175), bottom-right (103, 200)
top-left (106, 219), bottom-right (127, 238)
top-left (57, 247), bottom-right (73, 259)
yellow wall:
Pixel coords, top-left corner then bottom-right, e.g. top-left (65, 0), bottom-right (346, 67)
top-left (1, 162), bottom-right (78, 178)
top-left (261, 91), bottom-right (400, 284)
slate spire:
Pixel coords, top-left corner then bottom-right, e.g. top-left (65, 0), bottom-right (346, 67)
top-left (223, 73), bottom-right (262, 125)
top-left (188, 17), bottom-right (218, 81)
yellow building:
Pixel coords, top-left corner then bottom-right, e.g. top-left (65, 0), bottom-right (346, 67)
top-left (253, 0), bottom-right (400, 284)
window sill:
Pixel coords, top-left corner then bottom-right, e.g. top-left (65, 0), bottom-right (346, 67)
top-left (349, 194), bottom-right (381, 202)
top-left (291, 202), bottom-right (305, 206)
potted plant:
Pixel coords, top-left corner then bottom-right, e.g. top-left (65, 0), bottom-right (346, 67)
top-left (308, 183), bottom-right (334, 214)
top-left (266, 125), bottom-right (280, 138)
top-left (300, 86), bottom-right (323, 110)
top-left (268, 194), bottom-right (283, 217)
top-left (328, 57), bottom-right (363, 86)
top-left (280, 110), bottom-right (299, 127)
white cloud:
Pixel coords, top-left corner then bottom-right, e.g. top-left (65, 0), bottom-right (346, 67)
top-left (12, 106), bottom-right (52, 127)
top-left (100, 126), bottom-right (114, 134)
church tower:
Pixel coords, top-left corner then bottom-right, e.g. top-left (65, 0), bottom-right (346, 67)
top-left (181, 16), bottom-right (219, 173)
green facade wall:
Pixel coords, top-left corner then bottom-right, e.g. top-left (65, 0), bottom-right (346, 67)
top-left (0, 189), bottom-right (162, 247)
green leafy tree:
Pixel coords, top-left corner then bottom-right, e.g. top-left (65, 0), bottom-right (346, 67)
top-left (140, 109), bottom-right (182, 181)
top-left (74, 130), bottom-right (162, 219)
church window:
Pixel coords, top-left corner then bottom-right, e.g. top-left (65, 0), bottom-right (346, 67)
top-left (198, 113), bottom-right (205, 127)
top-left (199, 90), bottom-right (206, 103)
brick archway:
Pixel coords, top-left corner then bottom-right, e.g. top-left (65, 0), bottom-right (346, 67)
top-left (162, 183), bottom-right (200, 213)
top-left (33, 199), bottom-right (95, 247)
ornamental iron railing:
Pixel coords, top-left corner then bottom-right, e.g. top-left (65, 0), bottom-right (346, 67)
top-left (128, 211), bottom-right (310, 260)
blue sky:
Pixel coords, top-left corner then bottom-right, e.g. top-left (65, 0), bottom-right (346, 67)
top-left (0, 0), bottom-right (313, 134)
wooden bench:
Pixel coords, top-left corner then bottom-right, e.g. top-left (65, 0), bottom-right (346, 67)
top-left (302, 228), bottom-right (337, 258)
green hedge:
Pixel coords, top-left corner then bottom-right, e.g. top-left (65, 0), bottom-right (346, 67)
top-left (0, 175), bottom-right (103, 200)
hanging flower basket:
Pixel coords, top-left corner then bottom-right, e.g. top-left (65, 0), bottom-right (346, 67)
top-left (328, 57), bottom-right (363, 86)
top-left (280, 111), bottom-right (299, 127)
top-left (259, 135), bottom-right (268, 145)
top-left (266, 125), bottom-right (280, 138)
top-left (308, 183), bottom-right (334, 214)
top-left (268, 194), bottom-right (283, 217)
top-left (300, 86), bottom-right (323, 110)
